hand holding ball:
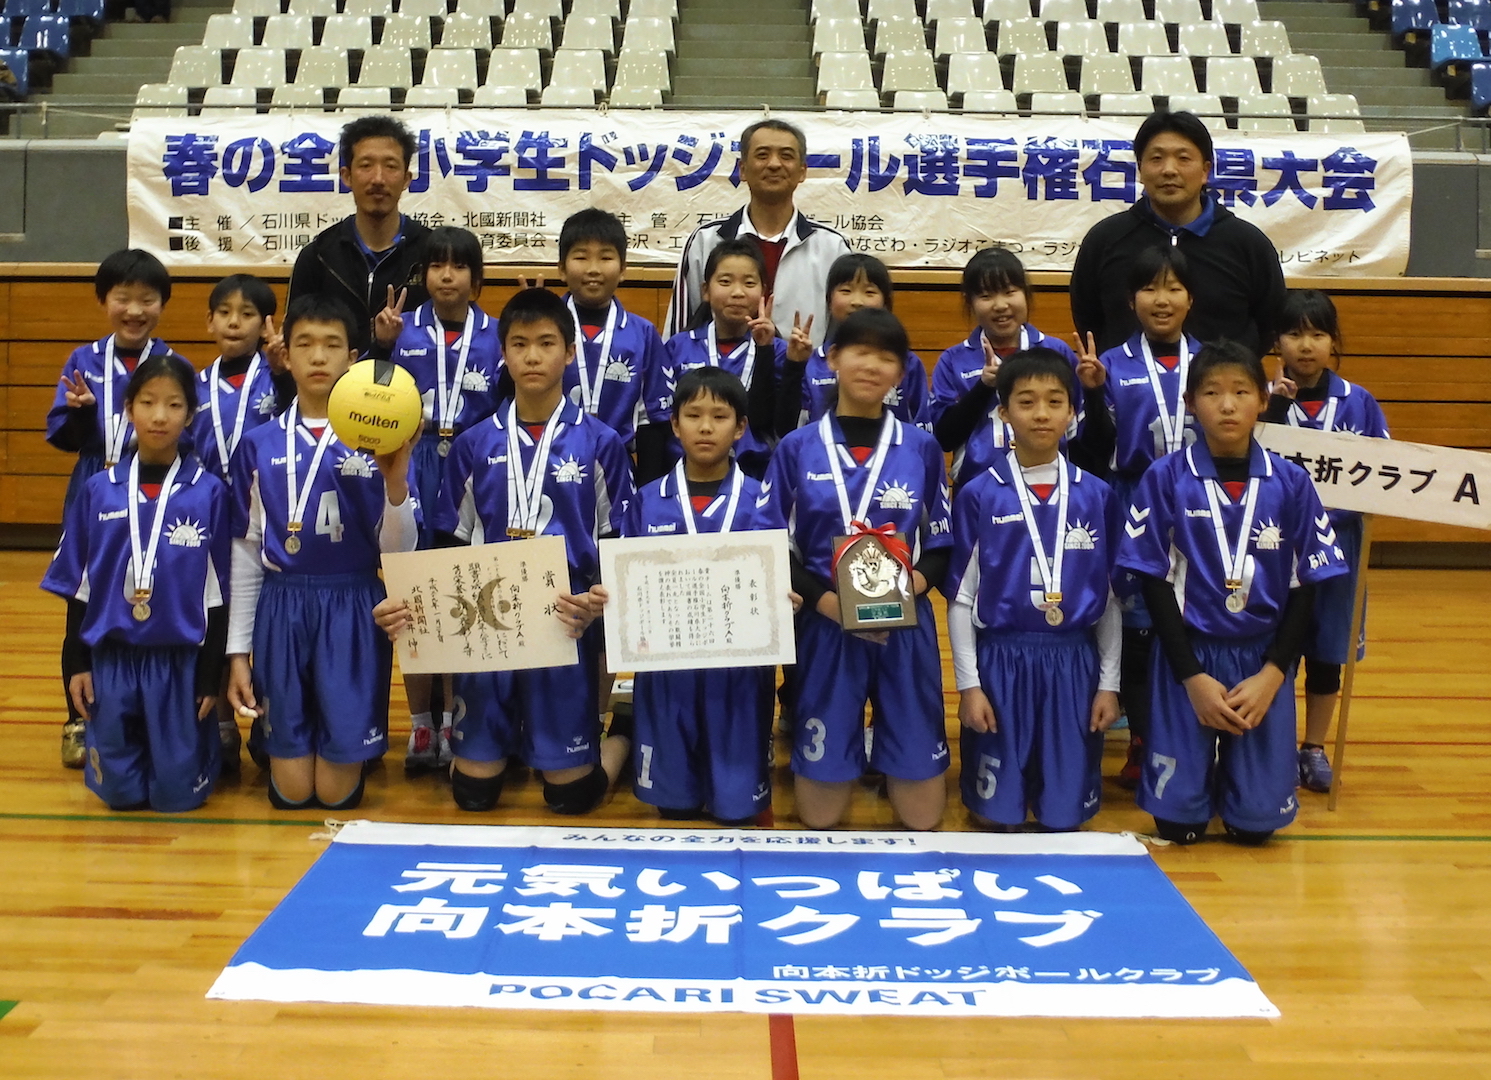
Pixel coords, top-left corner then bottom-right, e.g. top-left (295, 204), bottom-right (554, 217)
top-left (328, 359), bottom-right (423, 453)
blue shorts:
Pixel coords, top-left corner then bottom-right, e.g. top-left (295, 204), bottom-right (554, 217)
top-left (1138, 632), bottom-right (1300, 833)
top-left (451, 623), bottom-right (601, 771)
top-left (960, 629), bottom-right (1103, 830)
top-left (792, 595), bottom-right (949, 783)
top-left (253, 571), bottom-right (391, 764)
top-left (1309, 512), bottom-right (1365, 667)
top-left (410, 429), bottom-right (446, 550)
top-left (633, 666), bottom-right (774, 820)
top-left (84, 641), bottom-right (217, 812)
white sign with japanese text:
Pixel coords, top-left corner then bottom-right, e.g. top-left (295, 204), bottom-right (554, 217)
top-left (380, 537), bottom-right (578, 674)
top-left (1255, 426), bottom-right (1491, 529)
top-left (598, 529), bottom-right (796, 673)
top-left (126, 112), bottom-right (1411, 275)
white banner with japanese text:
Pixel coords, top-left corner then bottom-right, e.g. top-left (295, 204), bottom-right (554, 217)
top-left (126, 111), bottom-right (1410, 275)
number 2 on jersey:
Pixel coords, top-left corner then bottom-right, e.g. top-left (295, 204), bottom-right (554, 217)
top-left (315, 490), bottom-right (344, 543)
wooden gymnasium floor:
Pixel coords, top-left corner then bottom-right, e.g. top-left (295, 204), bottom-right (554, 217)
top-left (1, 549), bottom-right (1489, 1080)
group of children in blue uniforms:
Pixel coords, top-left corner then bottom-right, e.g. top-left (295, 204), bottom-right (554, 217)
top-left (41, 197), bottom-right (1386, 845)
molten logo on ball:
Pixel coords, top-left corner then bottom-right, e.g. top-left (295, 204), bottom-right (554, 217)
top-left (328, 360), bottom-right (424, 452)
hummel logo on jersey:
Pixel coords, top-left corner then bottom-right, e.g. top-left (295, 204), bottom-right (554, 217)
top-left (807, 471), bottom-right (835, 482)
top-left (1130, 507), bottom-right (1151, 521)
top-left (1118, 376), bottom-right (1152, 387)
top-left (1124, 521), bottom-right (1146, 538)
top-left (960, 368), bottom-right (983, 379)
top-left (362, 725), bottom-right (383, 746)
top-left (98, 509), bottom-right (127, 522)
top-left (402, 348), bottom-right (430, 357)
top-left (339, 455), bottom-right (374, 478)
top-left (647, 523), bottom-right (678, 534)
top-left (991, 512), bottom-right (1023, 525)
top-left (1185, 508), bottom-right (1212, 519)
top-left (487, 455), bottom-right (508, 465)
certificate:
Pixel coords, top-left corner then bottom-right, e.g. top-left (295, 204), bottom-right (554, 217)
top-left (599, 529), bottom-right (796, 673)
top-left (380, 537), bottom-right (578, 674)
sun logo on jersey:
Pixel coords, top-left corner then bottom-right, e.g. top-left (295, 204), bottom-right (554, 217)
top-left (253, 392), bottom-right (276, 416)
top-left (876, 481), bottom-right (915, 510)
top-left (551, 456), bottom-right (587, 484)
top-left (338, 454), bottom-right (374, 479)
top-left (1064, 520), bottom-right (1097, 550)
top-left (882, 385), bottom-right (902, 406)
top-left (1253, 520), bottom-right (1283, 550)
top-left (604, 359), bottom-right (634, 382)
top-left (166, 517), bottom-right (205, 548)
top-left (462, 370), bottom-right (490, 392)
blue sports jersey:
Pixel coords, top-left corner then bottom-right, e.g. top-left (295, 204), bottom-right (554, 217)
top-left (645, 325), bottom-right (788, 468)
top-left (436, 398), bottom-right (633, 590)
top-left (800, 344), bottom-right (931, 430)
top-left (391, 301), bottom-right (503, 436)
top-left (47, 336), bottom-right (190, 465)
top-left (42, 453), bottom-right (230, 649)
top-left (1116, 438), bottom-right (1349, 638)
top-left (189, 352), bottom-right (281, 484)
top-left (562, 294), bottom-right (665, 446)
top-left (230, 411), bottom-right (412, 575)
top-left (945, 453), bottom-right (1120, 634)
top-left (622, 464), bottom-right (764, 538)
top-left (1101, 331), bottom-right (1205, 481)
top-left (757, 411), bottom-right (952, 588)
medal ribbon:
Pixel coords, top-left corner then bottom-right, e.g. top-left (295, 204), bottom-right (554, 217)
top-left (208, 351), bottom-right (263, 477)
top-left (706, 322), bottom-right (755, 390)
top-left (102, 335), bottom-right (155, 467)
top-left (1203, 471), bottom-right (1260, 588)
top-left (505, 400), bottom-right (564, 536)
top-left (430, 305), bottom-right (476, 436)
top-left (1007, 451), bottom-right (1069, 603)
top-left (1287, 394), bottom-right (1338, 431)
top-left (820, 410), bottom-right (895, 530)
top-left (674, 459), bottom-right (742, 535)
top-left (284, 402), bottom-right (337, 535)
top-left (127, 452), bottom-right (181, 601)
top-left (1141, 336), bottom-right (1191, 455)
top-left (567, 297), bottom-right (616, 416)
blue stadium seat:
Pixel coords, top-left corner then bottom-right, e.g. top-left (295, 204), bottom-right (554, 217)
top-left (0, 45), bottom-right (28, 94)
top-left (56, 0), bottom-right (102, 26)
top-left (1471, 58), bottom-right (1491, 109)
top-left (1389, 0), bottom-right (1436, 40)
top-left (1449, 0), bottom-right (1491, 31)
top-left (3, 0), bottom-right (50, 19)
top-left (17, 13), bottom-right (69, 57)
top-left (1430, 23), bottom-right (1484, 72)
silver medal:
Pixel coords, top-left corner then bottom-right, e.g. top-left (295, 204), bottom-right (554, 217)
top-left (1225, 591), bottom-right (1246, 613)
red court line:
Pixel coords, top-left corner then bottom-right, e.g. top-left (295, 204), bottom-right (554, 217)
top-left (769, 1013), bottom-right (800, 1080)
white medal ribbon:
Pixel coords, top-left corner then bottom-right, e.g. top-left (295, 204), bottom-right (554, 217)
top-left (674, 460), bottom-right (743, 535)
top-left (126, 452), bottom-right (182, 601)
top-left (1007, 450), bottom-right (1069, 605)
top-left (567, 297), bottom-right (616, 416)
top-left (101, 335), bottom-right (153, 467)
top-left (1287, 394), bottom-right (1338, 432)
top-left (978, 327), bottom-right (1028, 451)
top-left (505, 400), bottom-right (564, 536)
top-left (207, 352), bottom-right (263, 477)
top-left (706, 322), bottom-right (756, 390)
top-left (1203, 472), bottom-right (1260, 591)
top-left (1141, 336), bottom-right (1191, 455)
top-left (284, 402), bottom-right (338, 534)
top-left (820, 410), bottom-right (895, 530)
top-left (430, 306), bottom-right (476, 436)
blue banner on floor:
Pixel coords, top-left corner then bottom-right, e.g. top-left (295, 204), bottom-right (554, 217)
top-left (209, 822), bottom-right (1277, 1018)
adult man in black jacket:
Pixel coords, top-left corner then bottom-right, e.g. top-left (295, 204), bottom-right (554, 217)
top-left (287, 115), bottom-right (430, 358)
top-left (1069, 110), bottom-right (1286, 359)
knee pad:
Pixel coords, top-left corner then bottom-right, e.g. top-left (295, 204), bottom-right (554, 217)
top-left (657, 805), bottom-right (707, 821)
top-left (606, 702), bottom-right (635, 744)
top-left (109, 798), bottom-right (151, 812)
top-left (1153, 817), bottom-right (1208, 845)
top-left (268, 777), bottom-right (316, 811)
top-left (319, 775), bottom-right (366, 812)
top-left (1224, 824), bottom-right (1274, 846)
top-left (451, 766), bottom-right (505, 812)
top-left (1304, 658), bottom-right (1342, 696)
top-left (543, 766), bottom-right (608, 816)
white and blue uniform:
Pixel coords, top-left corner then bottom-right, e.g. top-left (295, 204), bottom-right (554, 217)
top-left (800, 344), bottom-right (931, 430)
top-left (435, 399), bottom-right (634, 772)
top-left (645, 325), bottom-right (787, 476)
top-left (391, 301), bottom-right (503, 549)
top-left (757, 411), bottom-right (953, 782)
top-left (189, 352), bottom-right (281, 484)
top-left (562, 294), bottom-right (665, 447)
top-left (945, 453), bottom-right (1122, 828)
top-left (623, 464), bottom-right (775, 821)
top-left (1271, 370), bottom-right (1390, 665)
top-left (229, 408), bottom-right (418, 764)
top-left (1117, 439), bottom-right (1349, 831)
top-left (929, 326), bottom-right (1082, 487)
top-left (42, 454), bottom-right (230, 811)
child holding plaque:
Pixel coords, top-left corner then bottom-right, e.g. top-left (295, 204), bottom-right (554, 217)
top-left (377, 287), bottom-right (635, 817)
top-left (1116, 341), bottom-right (1348, 845)
top-left (1263, 290), bottom-right (1390, 793)
top-left (757, 308), bottom-right (953, 831)
top-left (226, 295), bottom-right (419, 811)
top-left (387, 226), bottom-right (503, 771)
top-left (944, 349), bottom-right (1122, 831)
top-left (42, 354), bottom-right (230, 812)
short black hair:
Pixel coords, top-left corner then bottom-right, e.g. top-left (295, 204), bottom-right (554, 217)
top-left (960, 247), bottom-right (1030, 309)
top-left (282, 292), bottom-right (359, 346)
top-left (1275, 289), bottom-right (1343, 350)
top-left (209, 273), bottom-right (277, 318)
top-left (123, 352), bottom-right (198, 413)
top-left (338, 114), bottom-right (417, 169)
top-left (1186, 339), bottom-right (1268, 398)
top-left (422, 226), bottom-right (485, 291)
top-left (672, 366), bottom-right (748, 422)
top-left (499, 287), bottom-right (574, 349)
top-left (559, 207), bottom-right (629, 265)
top-left (995, 347), bottom-right (1078, 407)
top-left (824, 252), bottom-right (895, 311)
top-left (1126, 245), bottom-right (1193, 298)
top-left (704, 237), bottom-right (766, 284)
top-left (95, 249), bottom-right (171, 305)
top-left (1133, 109), bottom-right (1215, 164)
top-left (829, 307), bottom-right (909, 365)
top-left (740, 118), bottom-right (806, 161)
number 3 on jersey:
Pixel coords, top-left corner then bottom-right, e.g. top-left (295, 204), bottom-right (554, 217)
top-left (315, 490), bottom-right (344, 542)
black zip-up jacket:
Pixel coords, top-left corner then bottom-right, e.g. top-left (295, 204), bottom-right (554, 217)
top-left (1069, 196), bottom-right (1287, 359)
top-left (288, 214), bottom-right (432, 358)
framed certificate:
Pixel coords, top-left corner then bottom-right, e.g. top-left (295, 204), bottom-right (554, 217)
top-left (833, 531), bottom-right (918, 631)
top-left (599, 529), bottom-right (796, 673)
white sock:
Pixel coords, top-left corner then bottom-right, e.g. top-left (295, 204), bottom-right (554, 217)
top-left (440, 710), bottom-right (454, 731)
top-left (411, 711), bottom-right (434, 729)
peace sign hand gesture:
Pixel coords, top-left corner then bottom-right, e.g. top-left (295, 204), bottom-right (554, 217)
top-left (747, 295), bottom-right (778, 347)
top-left (1074, 331), bottom-right (1106, 390)
top-left (786, 311), bottom-right (815, 364)
top-left (61, 370), bottom-right (95, 409)
top-left (978, 334), bottom-right (1001, 388)
top-left (373, 286), bottom-right (407, 348)
top-left (262, 314), bottom-right (288, 374)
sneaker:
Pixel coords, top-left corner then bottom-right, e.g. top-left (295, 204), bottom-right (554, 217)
top-left (61, 719), bottom-right (86, 769)
top-left (1298, 746), bottom-right (1333, 793)
top-left (219, 718), bottom-right (242, 775)
top-left (436, 724), bottom-right (453, 768)
top-left (1117, 736), bottom-right (1143, 790)
top-left (405, 722), bottom-right (439, 772)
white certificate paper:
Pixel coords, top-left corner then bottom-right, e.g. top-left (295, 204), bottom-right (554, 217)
top-left (381, 537), bottom-right (578, 674)
top-left (599, 529), bottom-right (796, 673)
